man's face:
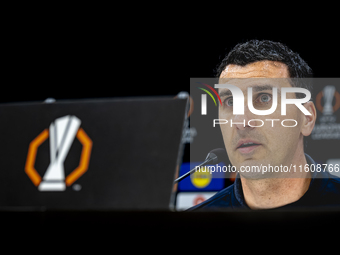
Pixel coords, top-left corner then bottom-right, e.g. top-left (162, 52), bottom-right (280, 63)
top-left (219, 61), bottom-right (305, 179)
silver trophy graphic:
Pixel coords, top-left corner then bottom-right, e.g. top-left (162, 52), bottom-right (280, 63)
top-left (38, 115), bottom-right (81, 191)
top-left (323, 85), bottom-right (335, 115)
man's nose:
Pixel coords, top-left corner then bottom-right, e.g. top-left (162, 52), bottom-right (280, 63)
top-left (232, 106), bottom-right (259, 131)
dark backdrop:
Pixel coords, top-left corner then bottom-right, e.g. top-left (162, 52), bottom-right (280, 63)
top-left (3, 28), bottom-right (339, 104)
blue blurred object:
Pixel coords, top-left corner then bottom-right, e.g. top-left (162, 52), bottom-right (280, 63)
top-left (178, 162), bottom-right (225, 191)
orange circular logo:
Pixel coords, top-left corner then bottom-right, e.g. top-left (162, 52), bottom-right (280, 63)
top-left (316, 89), bottom-right (340, 113)
top-left (193, 195), bottom-right (206, 205)
top-left (25, 127), bottom-right (92, 188)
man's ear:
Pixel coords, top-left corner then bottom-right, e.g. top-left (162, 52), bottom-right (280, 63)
top-left (301, 101), bottom-right (317, 136)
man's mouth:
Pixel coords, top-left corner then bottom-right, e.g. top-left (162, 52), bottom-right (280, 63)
top-left (236, 140), bottom-right (262, 154)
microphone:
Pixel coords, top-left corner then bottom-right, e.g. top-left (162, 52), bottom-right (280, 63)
top-left (174, 148), bottom-right (228, 183)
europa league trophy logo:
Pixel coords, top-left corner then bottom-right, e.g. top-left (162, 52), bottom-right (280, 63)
top-left (38, 115), bottom-right (81, 191)
top-left (322, 85), bottom-right (336, 115)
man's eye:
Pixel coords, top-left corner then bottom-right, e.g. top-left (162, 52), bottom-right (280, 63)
top-left (225, 98), bottom-right (233, 106)
top-left (258, 94), bottom-right (272, 103)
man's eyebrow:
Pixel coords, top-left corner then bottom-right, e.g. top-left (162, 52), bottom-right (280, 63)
top-left (219, 85), bottom-right (280, 97)
top-left (219, 89), bottom-right (232, 98)
top-left (252, 84), bottom-right (280, 94)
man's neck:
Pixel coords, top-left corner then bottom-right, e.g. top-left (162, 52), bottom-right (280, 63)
top-left (240, 154), bottom-right (312, 210)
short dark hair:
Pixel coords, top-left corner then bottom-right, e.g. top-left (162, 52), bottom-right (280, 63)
top-left (216, 40), bottom-right (313, 78)
top-left (215, 40), bottom-right (313, 98)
